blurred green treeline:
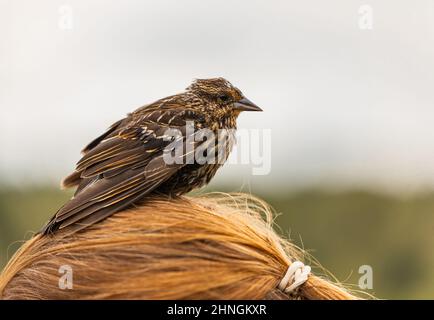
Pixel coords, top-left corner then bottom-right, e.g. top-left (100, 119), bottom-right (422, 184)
top-left (0, 186), bottom-right (433, 299)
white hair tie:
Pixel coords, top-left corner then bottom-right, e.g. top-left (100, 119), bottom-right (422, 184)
top-left (278, 261), bottom-right (311, 294)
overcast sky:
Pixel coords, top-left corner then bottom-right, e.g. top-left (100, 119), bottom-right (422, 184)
top-left (1, 0), bottom-right (434, 193)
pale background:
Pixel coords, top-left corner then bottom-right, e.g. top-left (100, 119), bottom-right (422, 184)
top-left (1, 0), bottom-right (434, 192)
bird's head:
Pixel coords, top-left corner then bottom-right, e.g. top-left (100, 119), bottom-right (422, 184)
top-left (186, 78), bottom-right (262, 124)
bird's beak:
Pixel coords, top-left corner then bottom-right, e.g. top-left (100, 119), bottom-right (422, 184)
top-left (233, 97), bottom-right (263, 112)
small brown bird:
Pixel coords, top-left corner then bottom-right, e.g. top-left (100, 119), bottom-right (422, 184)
top-left (41, 78), bottom-right (262, 234)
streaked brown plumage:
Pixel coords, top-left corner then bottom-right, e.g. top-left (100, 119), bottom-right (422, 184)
top-left (41, 78), bottom-right (262, 234)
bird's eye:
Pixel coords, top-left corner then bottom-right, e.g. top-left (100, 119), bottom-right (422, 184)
top-left (218, 94), bottom-right (230, 103)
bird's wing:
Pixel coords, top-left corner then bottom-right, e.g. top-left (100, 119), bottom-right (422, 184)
top-left (43, 107), bottom-right (193, 234)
